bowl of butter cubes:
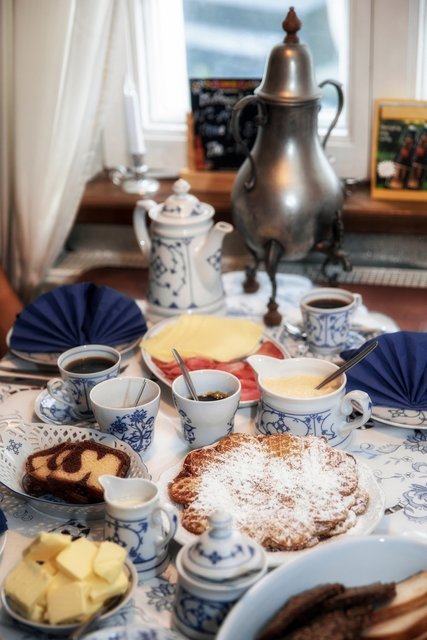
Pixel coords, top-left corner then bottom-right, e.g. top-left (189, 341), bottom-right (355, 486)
top-left (1, 532), bottom-right (137, 633)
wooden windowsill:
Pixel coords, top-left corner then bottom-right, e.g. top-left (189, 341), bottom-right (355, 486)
top-left (77, 173), bottom-right (427, 235)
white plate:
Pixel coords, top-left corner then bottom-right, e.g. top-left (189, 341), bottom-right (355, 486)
top-left (371, 406), bottom-right (427, 429)
top-left (217, 534), bottom-right (427, 640)
top-left (34, 388), bottom-right (89, 426)
top-left (84, 624), bottom-right (181, 640)
top-left (7, 329), bottom-right (141, 366)
top-left (0, 420), bottom-right (150, 518)
top-left (140, 316), bottom-right (289, 408)
top-left (157, 456), bottom-right (385, 568)
top-left (2, 559), bottom-right (137, 635)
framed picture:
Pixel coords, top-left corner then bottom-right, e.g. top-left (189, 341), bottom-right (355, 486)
top-left (188, 78), bottom-right (260, 171)
top-left (371, 99), bottom-right (427, 200)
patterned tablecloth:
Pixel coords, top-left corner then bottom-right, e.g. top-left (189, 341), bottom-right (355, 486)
top-left (0, 272), bottom-right (424, 639)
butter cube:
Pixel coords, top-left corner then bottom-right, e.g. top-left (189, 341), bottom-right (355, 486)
top-left (28, 603), bottom-right (45, 622)
top-left (24, 532), bottom-right (71, 562)
top-left (41, 559), bottom-right (57, 576)
top-left (93, 541), bottom-right (127, 584)
top-left (88, 569), bottom-right (128, 604)
top-left (47, 570), bottom-right (72, 592)
top-left (55, 537), bottom-right (97, 580)
top-left (46, 581), bottom-right (88, 625)
top-left (4, 560), bottom-right (51, 613)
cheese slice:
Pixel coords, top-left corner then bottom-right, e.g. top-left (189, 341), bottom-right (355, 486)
top-left (142, 315), bottom-right (264, 362)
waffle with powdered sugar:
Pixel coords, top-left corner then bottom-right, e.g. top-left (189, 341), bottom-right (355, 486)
top-left (168, 433), bottom-right (369, 551)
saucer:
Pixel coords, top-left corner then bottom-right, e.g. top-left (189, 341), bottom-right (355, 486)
top-left (34, 389), bottom-right (87, 426)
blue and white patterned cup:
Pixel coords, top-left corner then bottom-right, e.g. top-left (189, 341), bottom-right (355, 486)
top-left (300, 287), bottom-right (362, 355)
top-left (47, 344), bottom-right (121, 420)
top-left (247, 355), bottom-right (372, 448)
top-left (100, 475), bottom-right (178, 581)
top-left (90, 377), bottom-right (160, 457)
top-left (172, 370), bottom-right (241, 449)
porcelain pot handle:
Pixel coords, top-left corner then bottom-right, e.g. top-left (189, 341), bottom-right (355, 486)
top-left (339, 390), bottom-right (372, 434)
top-left (319, 79), bottom-right (344, 149)
top-left (152, 503), bottom-right (178, 550)
top-left (231, 95), bottom-right (267, 191)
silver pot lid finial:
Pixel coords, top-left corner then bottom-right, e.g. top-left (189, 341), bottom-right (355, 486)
top-left (255, 6), bottom-right (321, 104)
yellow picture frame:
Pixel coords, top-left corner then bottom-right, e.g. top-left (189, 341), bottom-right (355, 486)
top-left (371, 99), bottom-right (427, 201)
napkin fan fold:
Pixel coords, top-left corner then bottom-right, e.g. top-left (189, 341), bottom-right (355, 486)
top-left (341, 331), bottom-right (427, 410)
top-left (9, 283), bottom-right (147, 353)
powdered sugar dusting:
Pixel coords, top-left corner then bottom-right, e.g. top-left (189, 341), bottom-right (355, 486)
top-left (172, 435), bottom-right (368, 550)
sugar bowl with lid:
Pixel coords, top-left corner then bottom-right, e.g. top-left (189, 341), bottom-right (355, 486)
top-left (173, 510), bottom-right (267, 639)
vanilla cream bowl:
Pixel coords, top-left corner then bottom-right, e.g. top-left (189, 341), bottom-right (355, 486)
top-left (247, 356), bottom-right (372, 448)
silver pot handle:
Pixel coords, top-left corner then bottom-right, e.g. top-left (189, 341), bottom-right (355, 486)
top-left (319, 79), bottom-right (344, 149)
top-left (231, 95), bottom-right (266, 191)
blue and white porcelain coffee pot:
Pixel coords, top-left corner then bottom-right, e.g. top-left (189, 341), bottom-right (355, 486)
top-left (133, 179), bottom-right (233, 321)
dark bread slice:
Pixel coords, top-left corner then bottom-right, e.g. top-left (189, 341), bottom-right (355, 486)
top-left (257, 583), bottom-right (345, 640)
top-left (287, 605), bottom-right (373, 640)
top-left (324, 583), bottom-right (397, 611)
top-left (24, 441), bottom-right (131, 503)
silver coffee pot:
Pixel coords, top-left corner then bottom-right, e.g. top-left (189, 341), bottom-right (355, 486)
top-left (231, 7), bottom-right (351, 325)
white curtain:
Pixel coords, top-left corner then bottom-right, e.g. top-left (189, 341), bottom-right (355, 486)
top-left (0, 0), bottom-right (117, 301)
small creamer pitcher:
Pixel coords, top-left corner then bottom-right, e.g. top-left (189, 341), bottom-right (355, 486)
top-left (99, 475), bottom-right (177, 581)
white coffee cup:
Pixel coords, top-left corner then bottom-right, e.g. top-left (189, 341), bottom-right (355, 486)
top-left (300, 288), bottom-right (362, 355)
top-left (47, 344), bottom-right (121, 420)
top-left (90, 377), bottom-right (160, 457)
top-left (247, 355), bottom-right (372, 448)
top-left (172, 369), bottom-right (241, 449)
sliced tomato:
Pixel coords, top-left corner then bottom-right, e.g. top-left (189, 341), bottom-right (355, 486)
top-left (255, 340), bottom-right (285, 359)
top-left (185, 357), bottom-right (216, 371)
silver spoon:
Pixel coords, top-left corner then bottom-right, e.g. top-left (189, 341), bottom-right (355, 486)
top-left (171, 348), bottom-right (199, 401)
top-left (134, 378), bottom-right (147, 405)
top-left (315, 340), bottom-right (379, 390)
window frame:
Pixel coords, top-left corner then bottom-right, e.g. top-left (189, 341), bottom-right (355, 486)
top-left (102, 0), bottom-right (426, 181)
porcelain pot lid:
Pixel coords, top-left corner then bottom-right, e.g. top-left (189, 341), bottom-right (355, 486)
top-left (181, 510), bottom-right (266, 583)
top-left (153, 178), bottom-right (214, 224)
top-left (255, 7), bottom-right (321, 104)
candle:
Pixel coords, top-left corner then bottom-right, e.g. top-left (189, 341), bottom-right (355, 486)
top-left (123, 76), bottom-right (146, 156)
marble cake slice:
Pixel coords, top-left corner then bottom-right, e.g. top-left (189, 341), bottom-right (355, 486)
top-left (24, 441), bottom-right (130, 503)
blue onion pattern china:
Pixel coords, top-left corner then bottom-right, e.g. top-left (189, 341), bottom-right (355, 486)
top-left (34, 389), bottom-right (86, 425)
top-left (173, 511), bottom-right (267, 638)
top-left (110, 408), bottom-right (154, 453)
top-left (133, 178), bottom-right (232, 320)
top-left (176, 408), bottom-right (234, 445)
top-left (303, 308), bottom-right (352, 351)
top-left (101, 476), bottom-right (178, 581)
top-left (174, 584), bottom-right (233, 635)
top-left (105, 514), bottom-right (169, 575)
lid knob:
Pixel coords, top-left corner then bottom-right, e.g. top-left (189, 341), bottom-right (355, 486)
top-left (282, 7), bottom-right (302, 44)
top-left (180, 509), bottom-right (266, 583)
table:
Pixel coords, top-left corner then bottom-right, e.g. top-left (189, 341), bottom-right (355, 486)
top-left (0, 272), bottom-right (426, 639)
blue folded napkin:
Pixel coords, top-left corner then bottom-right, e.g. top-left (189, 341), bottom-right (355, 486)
top-left (341, 331), bottom-right (427, 410)
top-left (10, 283), bottom-right (147, 353)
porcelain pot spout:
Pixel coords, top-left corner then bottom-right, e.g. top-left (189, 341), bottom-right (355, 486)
top-left (197, 221), bottom-right (233, 289)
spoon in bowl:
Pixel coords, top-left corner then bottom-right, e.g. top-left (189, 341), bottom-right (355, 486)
top-left (172, 348), bottom-right (199, 401)
top-left (315, 340), bottom-right (379, 390)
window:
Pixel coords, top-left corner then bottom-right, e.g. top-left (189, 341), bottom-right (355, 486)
top-left (101, 0), bottom-right (426, 182)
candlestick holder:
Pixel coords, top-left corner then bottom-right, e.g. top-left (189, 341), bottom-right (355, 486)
top-left (110, 153), bottom-right (160, 195)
